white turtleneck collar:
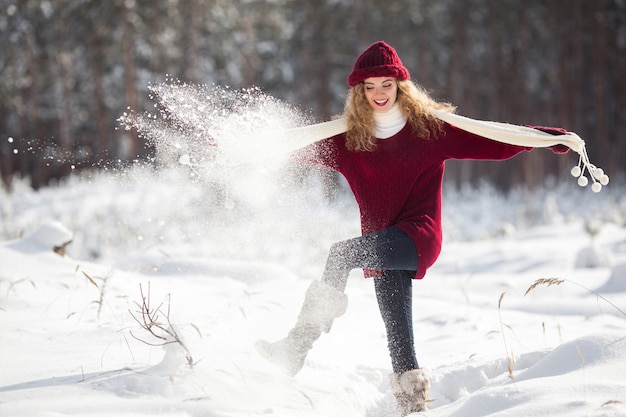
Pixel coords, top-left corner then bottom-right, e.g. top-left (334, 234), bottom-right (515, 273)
top-left (373, 103), bottom-right (407, 139)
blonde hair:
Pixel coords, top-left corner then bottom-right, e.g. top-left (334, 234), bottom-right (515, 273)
top-left (342, 80), bottom-right (456, 152)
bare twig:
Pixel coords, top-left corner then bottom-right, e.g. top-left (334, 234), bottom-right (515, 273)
top-left (128, 282), bottom-right (195, 368)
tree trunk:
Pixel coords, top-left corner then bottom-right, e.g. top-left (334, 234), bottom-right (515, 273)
top-left (91, 26), bottom-right (109, 164)
top-left (121, 0), bottom-right (140, 160)
top-left (181, 0), bottom-right (201, 83)
top-left (592, 0), bottom-right (610, 173)
top-left (55, 2), bottom-right (74, 178)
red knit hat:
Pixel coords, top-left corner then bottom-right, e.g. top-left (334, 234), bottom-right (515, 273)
top-left (347, 41), bottom-right (410, 87)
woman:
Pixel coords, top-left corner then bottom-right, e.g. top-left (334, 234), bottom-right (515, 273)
top-left (255, 41), bottom-right (571, 416)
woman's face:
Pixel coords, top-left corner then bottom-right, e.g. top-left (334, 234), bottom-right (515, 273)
top-left (363, 77), bottom-right (398, 113)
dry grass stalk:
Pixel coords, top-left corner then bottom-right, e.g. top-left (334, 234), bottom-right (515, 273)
top-left (82, 270), bottom-right (110, 319)
top-left (525, 277), bottom-right (626, 317)
top-left (497, 292), bottom-right (515, 379)
top-left (576, 345), bottom-right (585, 368)
top-left (524, 278), bottom-right (564, 296)
top-left (6, 277), bottom-right (36, 295)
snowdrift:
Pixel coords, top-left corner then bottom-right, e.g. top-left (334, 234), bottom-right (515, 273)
top-left (1, 172), bottom-right (625, 417)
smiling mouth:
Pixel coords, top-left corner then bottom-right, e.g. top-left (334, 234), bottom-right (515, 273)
top-left (374, 99), bottom-right (388, 106)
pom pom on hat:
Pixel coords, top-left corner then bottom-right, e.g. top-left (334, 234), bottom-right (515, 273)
top-left (347, 41), bottom-right (410, 87)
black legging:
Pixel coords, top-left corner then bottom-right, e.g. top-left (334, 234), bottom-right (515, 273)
top-left (321, 227), bottom-right (420, 374)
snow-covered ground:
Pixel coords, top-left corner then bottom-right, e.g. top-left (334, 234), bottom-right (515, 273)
top-left (1, 163), bottom-right (625, 417)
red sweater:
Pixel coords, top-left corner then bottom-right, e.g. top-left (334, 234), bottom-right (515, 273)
top-left (302, 122), bottom-right (532, 280)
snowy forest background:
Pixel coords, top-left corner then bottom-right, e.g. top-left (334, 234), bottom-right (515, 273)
top-left (1, 0), bottom-right (625, 191)
top-left (2, 3), bottom-right (626, 416)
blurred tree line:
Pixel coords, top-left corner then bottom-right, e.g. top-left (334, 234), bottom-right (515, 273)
top-left (1, 0), bottom-right (624, 190)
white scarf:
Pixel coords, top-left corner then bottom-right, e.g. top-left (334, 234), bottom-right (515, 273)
top-left (374, 104), bottom-right (407, 138)
top-left (216, 109), bottom-right (608, 192)
top-left (431, 110), bottom-right (608, 191)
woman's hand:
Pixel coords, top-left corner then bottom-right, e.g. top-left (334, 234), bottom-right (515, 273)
top-left (549, 144), bottom-right (570, 154)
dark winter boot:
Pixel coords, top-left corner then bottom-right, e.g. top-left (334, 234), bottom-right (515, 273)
top-left (390, 369), bottom-right (431, 416)
top-left (255, 280), bottom-right (348, 376)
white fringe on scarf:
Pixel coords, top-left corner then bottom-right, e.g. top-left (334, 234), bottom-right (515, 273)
top-left (215, 111), bottom-right (608, 192)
